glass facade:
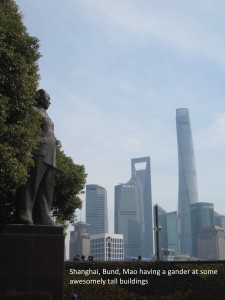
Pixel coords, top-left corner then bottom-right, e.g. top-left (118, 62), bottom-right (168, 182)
top-left (176, 108), bottom-right (198, 255)
top-left (190, 202), bottom-right (214, 258)
top-left (86, 185), bottom-right (108, 235)
top-left (115, 181), bottom-right (143, 257)
top-left (153, 205), bottom-right (168, 250)
top-left (131, 157), bottom-right (153, 258)
top-left (167, 211), bottom-right (178, 254)
top-left (153, 205), bottom-right (178, 257)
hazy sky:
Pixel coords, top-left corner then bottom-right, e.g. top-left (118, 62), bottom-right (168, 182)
top-left (16, 1), bottom-right (225, 253)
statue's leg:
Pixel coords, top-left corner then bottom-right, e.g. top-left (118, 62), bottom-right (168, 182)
top-left (15, 161), bottom-right (46, 224)
top-left (33, 165), bottom-right (56, 226)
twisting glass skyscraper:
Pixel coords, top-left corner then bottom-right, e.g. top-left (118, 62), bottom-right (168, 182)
top-left (176, 108), bottom-right (198, 255)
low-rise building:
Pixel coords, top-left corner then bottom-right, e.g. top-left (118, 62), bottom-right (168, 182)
top-left (90, 233), bottom-right (124, 261)
top-left (198, 226), bottom-right (225, 260)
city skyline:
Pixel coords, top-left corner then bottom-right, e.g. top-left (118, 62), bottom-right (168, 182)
top-left (15, 1), bottom-right (225, 258)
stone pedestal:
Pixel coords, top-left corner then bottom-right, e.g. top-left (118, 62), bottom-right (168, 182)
top-left (0, 225), bottom-right (64, 300)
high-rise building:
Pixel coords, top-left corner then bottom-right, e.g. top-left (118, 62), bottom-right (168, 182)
top-left (90, 233), bottom-right (124, 261)
top-left (115, 181), bottom-right (143, 257)
top-left (190, 202), bottom-right (215, 257)
top-left (153, 204), bottom-right (168, 250)
top-left (153, 205), bottom-right (178, 257)
top-left (167, 211), bottom-right (178, 254)
top-left (86, 184), bottom-right (108, 235)
top-left (176, 108), bottom-right (198, 255)
top-left (69, 221), bottom-right (90, 260)
top-left (115, 157), bottom-right (153, 258)
top-left (131, 157), bottom-right (153, 258)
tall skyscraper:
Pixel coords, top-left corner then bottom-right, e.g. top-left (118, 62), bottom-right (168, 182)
top-left (176, 108), bottom-right (198, 255)
top-left (115, 157), bottom-right (153, 258)
top-left (131, 157), bottom-right (153, 258)
top-left (115, 181), bottom-right (143, 257)
top-left (190, 202), bottom-right (214, 257)
top-left (86, 184), bottom-right (108, 235)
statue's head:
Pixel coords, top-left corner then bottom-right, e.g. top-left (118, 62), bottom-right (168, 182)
top-left (36, 89), bottom-right (51, 110)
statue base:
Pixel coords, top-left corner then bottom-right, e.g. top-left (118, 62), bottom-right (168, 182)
top-left (0, 225), bottom-right (64, 300)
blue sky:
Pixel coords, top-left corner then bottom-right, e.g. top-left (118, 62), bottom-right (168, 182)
top-left (16, 1), bottom-right (225, 251)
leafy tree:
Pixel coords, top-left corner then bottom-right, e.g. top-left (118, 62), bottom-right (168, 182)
top-left (52, 141), bottom-right (87, 230)
top-left (0, 0), bottom-right (41, 224)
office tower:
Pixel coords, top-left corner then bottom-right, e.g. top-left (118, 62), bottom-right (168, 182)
top-left (153, 204), bottom-right (168, 250)
top-left (198, 226), bottom-right (225, 260)
top-left (131, 157), bottom-right (153, 258)
top-left (176, 108), bottom-right (198, 255)
top-left (190, 202), bottom-right (215, 257)
top-left (90, 233), bottom-right (124, 261)
top-left (115, 181), bottom-right (143, 257)
top-left (86, 184), bottom-right (108, 235)
top-left (115, 157), bottom-right (153, 258)
top-left (167, 211), bottom-right (178, 254)
top-left (153, 205), bottom-right (178, 257)
top-left (69, 221), bottom-right (90, 260)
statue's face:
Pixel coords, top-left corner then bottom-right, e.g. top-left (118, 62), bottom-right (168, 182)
top-left (40, 91), bottom-right (51, 110)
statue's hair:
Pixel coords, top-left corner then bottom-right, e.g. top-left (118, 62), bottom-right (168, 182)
top-left (35, 89), bottom-right (50, 106)
top-left (36, 89), bottom-right (46, 99)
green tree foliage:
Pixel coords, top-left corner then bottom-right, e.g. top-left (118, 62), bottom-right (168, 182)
top-left (0, 0), bottom-right (41, 224)
top-left (52, 141), bottom-right (87, 229)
